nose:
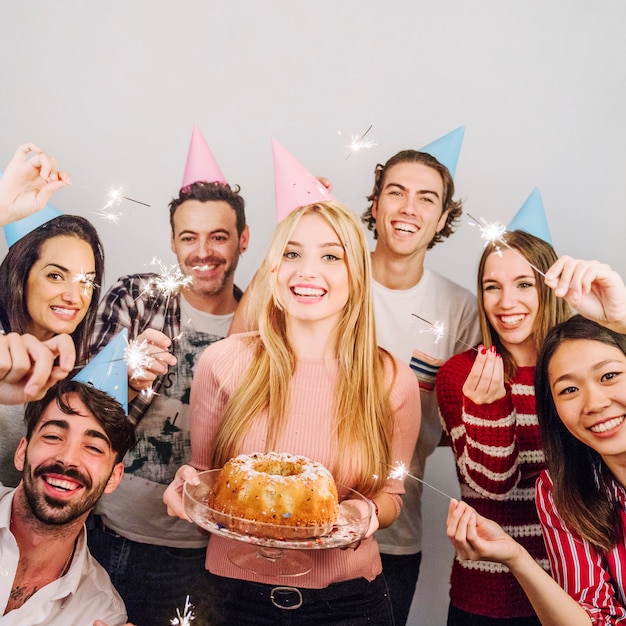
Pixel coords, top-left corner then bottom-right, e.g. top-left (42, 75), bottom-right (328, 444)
top-left (582, 383), bottom-right (611, 414)
top-left (63, 279), bottom-right (83, 303)
top-left (297, 254), bottom-right (318, 279)
top-left (498, 286), bottom-right (517, 309)
top-left (54, 439), bottom-right (81, 468)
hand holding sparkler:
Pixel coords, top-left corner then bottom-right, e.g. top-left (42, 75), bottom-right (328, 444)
top-left (545, 256), bottom-right (626, 334)
top-left (0, 143), bottom-right (70, 225)
top-left (462, 345), bottom-right (506, 405)
top-left (125, 329), bottom-right (177, 397)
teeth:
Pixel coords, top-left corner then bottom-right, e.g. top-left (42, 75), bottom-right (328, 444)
top-left (293, 287), bottom-right (324, 297)
top-left (45, 477), bottom-right (79, 491)
top-left (590, 416), bottom-right (625, 433)
top-left (394, 223), bottom-right (417, 233)
top-left (192, 264), bottom-right (217, 271)
top-left (500, 315), bottom-right (525, 325)
top-left (51, 307), bottom-right (76, 317)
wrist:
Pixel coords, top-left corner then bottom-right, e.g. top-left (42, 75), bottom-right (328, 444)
top-left (367, 498), bottom-right (379, 518)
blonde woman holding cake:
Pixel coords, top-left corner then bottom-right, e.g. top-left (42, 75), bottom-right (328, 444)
top-left (164, 176), bottom-right (421, 624)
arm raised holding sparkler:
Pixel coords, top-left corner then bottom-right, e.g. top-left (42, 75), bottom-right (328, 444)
top-left (545, 256), bottom-right (626, 334)
top-left (0, 143), bottom-right (70, 225)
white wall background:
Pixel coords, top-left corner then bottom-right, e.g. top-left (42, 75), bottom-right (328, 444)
top-left (1, 2), bottom-right (625, 624)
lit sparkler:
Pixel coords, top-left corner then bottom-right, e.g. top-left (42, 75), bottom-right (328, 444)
top-left (72, 271), bottom-right (99, 296)
top-left (345, 124), bottom-right (377, 159)
top-left (411, 314), bottom-right (478, 352)
top-left (385, 462), bottom-right (453, 500)
top-left (467, 213), bottom-right (547, 277)
top-left (124, 338), bottom-right (154, 380)
top-left (72, 183), bottom-right (151, 224)
top-left (171, 595), bottom-right (195, 625)
top-left (142, 258), bottom-right (193, 298)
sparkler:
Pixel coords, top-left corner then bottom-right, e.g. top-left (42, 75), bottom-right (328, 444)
top-left (411, 314), bottom-right (478, 352)
top-left (345, 124), bottom-right (377, 159)
top-left (386, 462), bottom-right (454, 500)
top-left (170, 594), bottom-right (195, 625)
top-left (141, 258), bottom-right (194, 298)
top-left (124, 338), bottom-right (154, 380)
top-left (467, 213), bottom-right (547, 278)
top-left (72, 271), bottom-right (99, 296)
top-left (71, 183), bottom-right (150, 224)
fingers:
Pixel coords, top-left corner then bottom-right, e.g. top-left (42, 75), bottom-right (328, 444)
top-left (127, 329), bottom-right (177, 391)
top-left (462, 347), bottom-right (505, 404)
top-left (163, 464), bottom-right (199, 521)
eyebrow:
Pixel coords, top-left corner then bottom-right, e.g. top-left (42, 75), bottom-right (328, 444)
top-left (551, 359), bottom-right (624, 387)
top-left (286, 240), bottom-right (344, 249)
top-left (383, 182), bottom-right (440, 199)
top-left (483, 274), bottom-right (535, 283)
top-left (38, 419), bottom-right (112, 448)
top-left (177, 228), bottom-right (231, 237)
top-left (42, 263), bottom-right (96, 277)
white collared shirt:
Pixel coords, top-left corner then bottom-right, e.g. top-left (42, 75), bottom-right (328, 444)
top-left (0, 486), bottom-right (127, 626)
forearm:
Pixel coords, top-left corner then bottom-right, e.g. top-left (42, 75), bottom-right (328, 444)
top-left (506, 547), bottom-right (591, 626)
top-left (373, 492), bottom-right (401, 529)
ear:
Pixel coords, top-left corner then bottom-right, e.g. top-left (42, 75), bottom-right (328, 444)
top-left (436, 209), bottom-right (450, 233)
top-left (239, 225), bottom-right (250, 253)
top-left (371, 197), bottom-right (379, 220)
top-left (14, 438), bottom-right (27, 472)
top-left (103, 461), bottom-right (124, 494)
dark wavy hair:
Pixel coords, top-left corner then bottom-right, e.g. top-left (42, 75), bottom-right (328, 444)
top-left (24, 379), bottom-right (135, 463)
top-left (169, 181), bottom-right (246, 236)
top-left (536, 315), bottom-right (626, 552)
top-left (0, 215), bottom-right (104, 363)
top-left (361, 150), bottom-right (462, 248)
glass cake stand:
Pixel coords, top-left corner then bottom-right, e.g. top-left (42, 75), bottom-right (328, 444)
top-left (183, 469), bottom-right (373, 577)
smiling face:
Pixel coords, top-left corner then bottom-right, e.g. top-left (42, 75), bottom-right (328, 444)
top-left (549, 339), bottom-right (626, 462)
top-left (25, 236), bottom-right (96, 341)
top-left (170, 199), bottom-right (249, 305)
top-left (371, 161), bottom-right (449, 263)
top-left (275, 213), bottom-right (349, 332)
top-left (482, 248), bottom-right (540, 364)
top-left (14, 393), bottom-right (123, 526)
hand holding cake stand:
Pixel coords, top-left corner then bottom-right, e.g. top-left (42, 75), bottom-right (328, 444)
top-left (183, 469), bottom-right (374, 577)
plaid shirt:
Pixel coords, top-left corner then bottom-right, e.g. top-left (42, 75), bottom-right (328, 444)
top-left (89, 273), bottom-right (242, 426)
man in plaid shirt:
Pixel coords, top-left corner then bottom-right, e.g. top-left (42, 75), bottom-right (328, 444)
top-left (87, 179), bottom-right (249, 626)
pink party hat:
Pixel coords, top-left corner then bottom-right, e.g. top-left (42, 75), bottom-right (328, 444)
top-left (272, 138), bottom-right (336, 222)
top-left (507, 187), bottom-right (552, 245)
top-left (181, 125), bottom-right (227, 188)
top-left (4, 203), bottom-right (63, 248)
top-left (420, 126), bottom-right (465, 177)
top-left (74, 329), bottom-right (129, 413)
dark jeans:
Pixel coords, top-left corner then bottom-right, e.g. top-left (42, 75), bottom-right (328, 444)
top-left (204, 570), bottom-right (395, 625)
top-left (380, 551), bottom-right (422, 626)
top-left (447, 604), bottom-right (542, 626)
top-left (87, 516), bottom-right (216, 626)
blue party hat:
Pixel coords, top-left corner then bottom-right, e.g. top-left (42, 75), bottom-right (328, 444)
top-left (507, 187), bottom-right (552, 244)
top-left (4, 204), bottom-right (63, 247)
top-left (419, 126), bottom-right (465, 177)
top-left (74, 329), bottom-right (129, 413)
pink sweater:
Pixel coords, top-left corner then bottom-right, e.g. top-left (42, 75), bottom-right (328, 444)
top-left (190, 332), bottom-right (421, 588)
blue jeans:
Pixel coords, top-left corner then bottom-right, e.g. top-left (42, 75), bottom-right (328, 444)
top-left (204, 570), bottom-right (395, 625)
top-left (87, 516), bottom-right (217, 626)
top-left (380, 551), bottom-right (422, 626)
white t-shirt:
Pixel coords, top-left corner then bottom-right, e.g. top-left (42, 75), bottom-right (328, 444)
top-left (372, 269), bottom-right (481, 555)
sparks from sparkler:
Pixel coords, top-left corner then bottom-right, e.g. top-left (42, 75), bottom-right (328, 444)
top-left (124, 338), bottom-right (154, 380)
top-left (467, 213), bottom-right (547, 278)
top-left (170, 595), bottom-right (195, 625)
top-left (385, 462), bottom-right (454, 500)
top-left (142, 258), bottom-right (194, 298)
top-left (345, 124), bottom-right (377, 159)
top-left (72, 271), bottom-right (100, 296)
top-left (411, 314), bottom-right (479, 352)
top-left (71, 183), bottom-right (151, 224)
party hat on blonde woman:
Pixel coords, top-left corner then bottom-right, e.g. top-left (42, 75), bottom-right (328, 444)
top-left (272, 138), bottom-right (336, 222)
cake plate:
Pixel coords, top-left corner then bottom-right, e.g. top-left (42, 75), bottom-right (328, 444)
top-left (183, 469), bottom-right (373, 577)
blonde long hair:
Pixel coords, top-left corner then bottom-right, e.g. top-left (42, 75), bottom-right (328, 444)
top-left (211, 201), bottom-right (396, 495)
